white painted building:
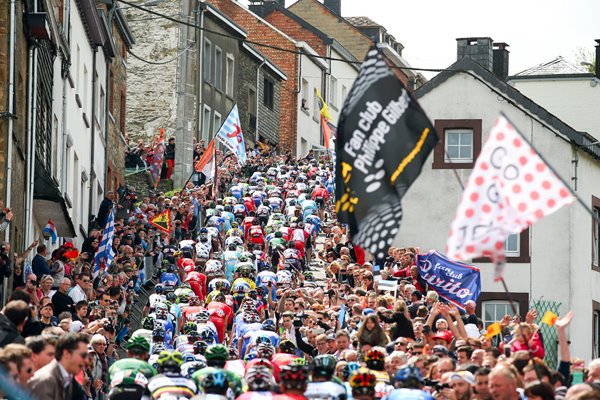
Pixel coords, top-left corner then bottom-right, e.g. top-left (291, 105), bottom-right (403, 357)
top-left (326, 44), bottom-right (359, 139)
top-left (296, 41), bottom-right (327, 157)
top-left (508, 48), bottom-right (600, 139)
top-left (395, 37), bottom-right (600, 361)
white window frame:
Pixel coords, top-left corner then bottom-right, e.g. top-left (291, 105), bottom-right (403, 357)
top-left (225, 54), bottom-right (235, 97)
top-left (202, 105), bottom-right (211, 141)
top-left (215, 46), bottom-right (223, 91)
top-left (444, 129), bottom-right (474, 163)
top-left (504, 233), bottom-right (520, 255)
top-left (341, 85), bottom-right (348, 105)
top-left (482, 300), bottom-right (519, 328)
top-left (301, 78), bottom-right (309, 113)
top-left (329, 76), bottom-right (338, 110)
top-left (203, 39), bottom-right (212, 83)
top-left (313, 87), bottom-right (320, 122)
top-left (213, 111), bottom-right (222, 135)
top-left (594, 206), bottom-right (600, 266)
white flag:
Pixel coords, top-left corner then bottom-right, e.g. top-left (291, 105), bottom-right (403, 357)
top-left (446, 115), bottom-right (575, 271)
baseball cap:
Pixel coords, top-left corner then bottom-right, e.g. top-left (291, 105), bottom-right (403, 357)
top-left (432, 345), bottom-right (449, 356)
top-left (448, 371), bottom-right (475, 385)
top-left (326, 333), bottom-right (336, 342)
top-left (432, 330), bottom-right (453, 343)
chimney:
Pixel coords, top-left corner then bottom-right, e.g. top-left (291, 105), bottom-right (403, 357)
top-left (595, 39), bottom-right (600, 79)
top-left (456, 37), bottom-right (493, 71)
top-left (323, 0), bottom-right (341, 16)
top-left (248, 0), bottom-right (283, 17)
top-left (493, 42), bottom-right (510, 81)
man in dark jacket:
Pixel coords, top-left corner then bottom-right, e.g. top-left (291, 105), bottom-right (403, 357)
top-left (32, 244), bottom-right (51, 279)
top-left (0, 300), bottom-right (29, 347)
top-left (52, 278), bottom-right (74, 317)
top-left (165, 137), bottom-right (175, 179)
top-left (96, 192), bottom-right (114, 229)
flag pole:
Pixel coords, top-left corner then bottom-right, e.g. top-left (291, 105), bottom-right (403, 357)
top-left (213, 144), bottom-right (218, 200)
top-left (498, 271), bottom-right (519, 316)
top-left (501, 111), bottom-right (600, 226)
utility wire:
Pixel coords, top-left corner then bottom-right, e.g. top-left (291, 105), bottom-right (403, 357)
top-left (128, 43), bottom-right (194, 65)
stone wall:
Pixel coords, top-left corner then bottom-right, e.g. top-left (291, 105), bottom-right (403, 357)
top-left (123, 0), bottom-right (180, 142)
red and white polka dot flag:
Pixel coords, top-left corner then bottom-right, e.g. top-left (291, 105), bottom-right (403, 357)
top-left (446, 115), bottom-right (575, 272)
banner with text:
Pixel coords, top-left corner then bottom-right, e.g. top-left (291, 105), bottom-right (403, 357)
top-left (416, 250), bottom-right (481, 309)
top-left (335, 45), bottom-right (438, 267)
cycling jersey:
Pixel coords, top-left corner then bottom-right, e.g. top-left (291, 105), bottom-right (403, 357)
top-left (207, 301), bottom-right (233, 343)
top-left (304, 381), bottom-right (347, 400)
top-left (147, 373), bottom-right (197, 399)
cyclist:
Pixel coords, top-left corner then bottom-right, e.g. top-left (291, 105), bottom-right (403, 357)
top-left (147, 350), bottom-right (197, 399)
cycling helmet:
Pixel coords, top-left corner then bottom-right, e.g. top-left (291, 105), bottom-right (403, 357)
top-left (189, 295), bottom-right (200, 306)
top-left (228, 346), bottom-right (239, 360)
top-left (364, 348), bottom-right (386, 371)
top-left (205, 344), bottom-right (228, 368)
top-left (187, 331), bottom-right (201, 344)
top-left (152, 326), bottom-right (166, 341)
top-left (244, 351), bottom-right (259, 363)
top-left (213, 291), bottom-right (226, 303)
top-left (155, 284), bottom-right (165, 294)
top-left (261, 319), bottom-right (276, 332)
top-left (198, 329), bottom-right (215, 344)
top-left (182, 352), bottom-right (196, 364)
top-left (177, 292), bottom-right (190, 304)
top-left (181, 361), bottom-right (205, 379)
top-left (157, 350), bottom-right (184, 372)
top-left (279, 340), bottom-right (297, 355)
top-left (349, 370), bottom-right (377, 396)
top-left (242, 300), bottom-right (257, 312)
top-left (310, 355), bottom-right (337, 379)
top-left (199, 370), bottom-right (229, 395)
top-left (193, 341), bottom-right (208, 355)
top-left (166, 264), bottom-right (177, 273)
top-left (246, 365), bottom-right (275, 392)
top-left (195, 310), bottom-right (211, 323)
top-left (279, 364), bottom-right (308, 392)
top-left (340, 362), bottom-right (361, 381)
top-left (141, 316), bottom-right (156, 331)
top-left (395, 365), bottom-right (425, 389)
top-left (126, 336), bottom-right (150, 353)
top-left (256, 343), bottom-right (275, 360)
top-left (243, 312), bottom-right (261, 324)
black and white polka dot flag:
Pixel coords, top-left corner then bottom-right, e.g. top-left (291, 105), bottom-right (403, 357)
top-left (335, 45), bottom-right (438, 267)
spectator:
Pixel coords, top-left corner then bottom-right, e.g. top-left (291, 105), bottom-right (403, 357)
top-left (2, 343), bottom-right (34, 386)
top-left (165, 137), bottom-right (175, 179)
top-left (32, 244), bottom-right (51, 279)
top-left (69, 273), bottom-right (91, 303)
top-left (97, 192), bottom-right (115, 229)
top-left (52, 278), bottom-right (74, 317)
top-left (26, 334), bottom-right (58, 373)
top-left (0, 300), bottom-right (29, 347)
top-left (28, 332), bottom-right (89, 400)
top-left (0, 200), bottom-right (13, 232)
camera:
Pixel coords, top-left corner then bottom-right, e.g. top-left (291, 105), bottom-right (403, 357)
top-left (424, 379), bottom-right (450, 391)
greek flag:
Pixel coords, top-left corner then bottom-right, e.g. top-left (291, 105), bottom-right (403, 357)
top-left (94, 207), bottom-right (115, 278)
top-left (215, 105), bottom-right (247, 165)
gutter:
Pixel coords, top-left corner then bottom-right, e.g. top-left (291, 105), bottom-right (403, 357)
top-left (5, 0), bottom-right (16, 244)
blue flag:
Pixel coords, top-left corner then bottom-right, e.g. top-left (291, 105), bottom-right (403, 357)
top-left (416, 251), bottom-right (481, 310)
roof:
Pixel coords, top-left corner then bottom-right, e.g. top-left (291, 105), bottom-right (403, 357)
top-left (415, 56), bottom-right (600, 160)
top-left (345, 16), bottom-right (381, 28)
top-left (513, 56), bottom-right (589, 76)
top-left (204, 2), bottom-right (248, 38)
top-left (241, 42), bottom-right (288, 80)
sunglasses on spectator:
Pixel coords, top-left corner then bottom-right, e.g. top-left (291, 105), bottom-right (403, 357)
top-left (28, 279), bottom-right (37, 284)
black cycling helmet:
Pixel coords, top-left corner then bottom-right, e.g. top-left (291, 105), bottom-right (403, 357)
top-left (152, 326), bottom-right (166, 341)
top-left (364, 348), bottom-right (386, 371)
top-left (141, 316), bottom-right (155, 331)
top-left (193, 341), bottom-right (208, 356)
top-left (310, 355), bottom-right (337, 380)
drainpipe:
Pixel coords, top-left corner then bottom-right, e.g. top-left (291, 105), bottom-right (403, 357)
top-left (195, 4), bottom-right (204, 142)
top-left (4, 0), bottom-right (17, 244)
top-left (24, 38), bottom-right (39, 248)
top-left (89, 47), bottom-right (97, 229)
top-left (255, 60), bottom-right (265, 143)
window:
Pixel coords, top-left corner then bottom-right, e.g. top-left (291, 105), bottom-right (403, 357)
top-left (202, 105), bottom-right (211, 140)
top-left (342, 85), bottom-right (348, 105)
top-left (313, 88), bottom-right (320, 122)
top-left (98, 86), bottom-right (105, 131)
top-left (83, 65), bottom-right (88, 110)
top-left (444, 129), bottom-right (473, 163)
top-left (593, 196), bottom-right (600, 271)
top-left (248, 88), bottom-right (256, 132)
top-left (474, 228), bottom-right (530, 263)
top-left (73, 154), bottom-right (79, 221)
top-left (263, 78), bottom-right (274, 110)
top-left (504, 233), bottom-right (519, 255)
top-left (301, 79), bottom-right (309, 113)
top-left (433, 119), bottom-right (482, 169)
top-left (76, 45), bottom-right (80, 91)
top-left (52, 114), bottom-right (59, 180)
top-left (226, 54), bottom-right (234, 97)
top-left (109, 67), bottom-right (114, 114)
top-left (80, 179), bottom-right (86, 231)
top-left (215, 46), bottom-right (223, 91)
top-left (203, 39), bottom-right (212, 83)
top-left (482, 301), bottom-right (519, 328)
top-left (120, 91), bottom-right (126, 134)
top-left (594, 301), bottom-right (600, 359)
top-left (213, 111), bottom-right (222, 135)
top-left (329, 76), bottom-right (338, 110)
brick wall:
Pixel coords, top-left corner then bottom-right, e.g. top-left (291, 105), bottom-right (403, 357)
top-left (288, 0), bottom-right (371, 60)
top-left (205, 0), bottom-right (298, 155)
top-left (106, 19), bottom-right (129, 191)
top-left (258, 69), bottom-right (281, 145)
top-left (0, 0), bottom-right (31, 252)
top-left (265, 10), bottom-right (326, 56)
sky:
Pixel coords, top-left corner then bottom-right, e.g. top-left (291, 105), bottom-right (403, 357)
top-left (242, 0), bottom-right (600, 78)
